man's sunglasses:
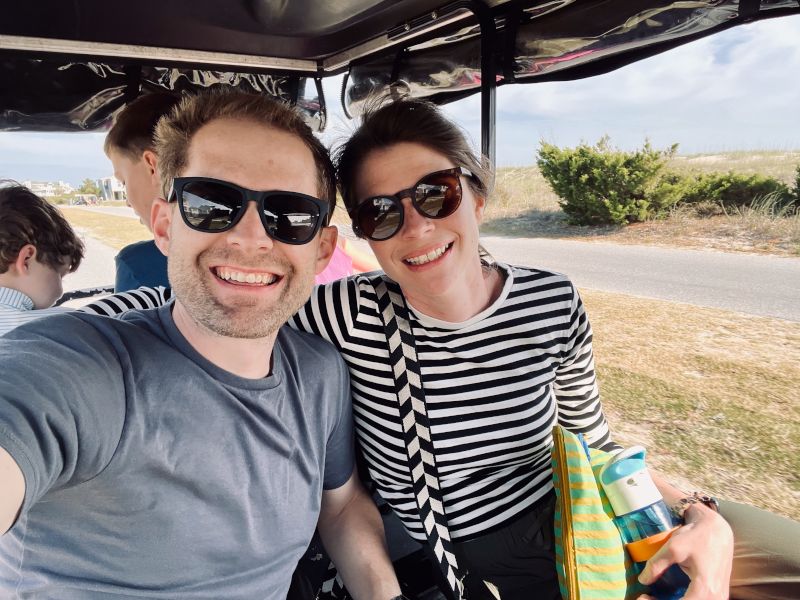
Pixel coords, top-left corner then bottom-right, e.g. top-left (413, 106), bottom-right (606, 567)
top-left (349, 167), bottom-right (473, 241)
top-left (169, 176), bottom-right (330, 245)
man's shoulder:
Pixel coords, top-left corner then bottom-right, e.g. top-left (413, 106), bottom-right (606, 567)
top-left (277, 324), bottom-right (343, 362)
top-left (3, 305), bottom-right (162, 345)
top-left (116, 239), bottom-right (159, 260)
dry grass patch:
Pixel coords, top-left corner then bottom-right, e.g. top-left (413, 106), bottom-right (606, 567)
top-left (483, 156), bottom-right (800, 256)
top-left (582, 289), bottom-right (800, 520)
top-left (61, 207), bottom-right (151, 250)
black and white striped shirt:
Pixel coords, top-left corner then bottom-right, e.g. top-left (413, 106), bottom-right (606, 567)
top-left (290, 264), bottom-right (617, 542)
top-left (80, 286), bottom-right (172, 316)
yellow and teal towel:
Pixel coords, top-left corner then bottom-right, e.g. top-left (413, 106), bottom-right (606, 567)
top-left (551, 425), bottom-right (646, 599)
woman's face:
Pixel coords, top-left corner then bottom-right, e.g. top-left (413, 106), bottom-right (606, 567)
top-left (353, 142), bottom-right (486, 303)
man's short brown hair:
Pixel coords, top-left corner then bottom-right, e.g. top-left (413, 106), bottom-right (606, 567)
top-left (0, 183), bottom-right (84, 273)
top-left (104, 92), bottom-right (182, 160)
top-left (155, 89), bottom-right (335, 216)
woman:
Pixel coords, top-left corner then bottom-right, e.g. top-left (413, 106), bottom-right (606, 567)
top-left (291, 99), bottom-right (799, 600)
top-left (292, 100), bottom-right (615, 598)
top-left (85, 99), bottom-right (799, 600)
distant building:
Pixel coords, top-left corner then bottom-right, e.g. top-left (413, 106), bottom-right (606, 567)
top-left (98, 177), bottom-right (126, 201)
top-left (21, 180), bottom-right (74, 197)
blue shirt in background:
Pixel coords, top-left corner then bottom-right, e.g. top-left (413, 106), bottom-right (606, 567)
top-left (114, 240), bottom-right (169, 292)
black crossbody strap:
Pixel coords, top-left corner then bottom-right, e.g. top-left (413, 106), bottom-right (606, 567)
top-left (374, 277), bottom-right (464, 600)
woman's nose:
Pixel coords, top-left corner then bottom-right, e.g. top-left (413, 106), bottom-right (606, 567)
top-left (399, 197), bottom-right (434, 238)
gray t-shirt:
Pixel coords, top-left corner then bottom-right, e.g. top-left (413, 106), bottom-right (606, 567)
top-left (0, 304), bottom-right (354, 599)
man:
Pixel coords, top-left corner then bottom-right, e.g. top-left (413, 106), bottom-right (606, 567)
top-left (104, 92), bottom-right (179, 291)
top-left (0, 182), bottom-right (84, 335)
top-left (0, 90), bottom-right (401, 599)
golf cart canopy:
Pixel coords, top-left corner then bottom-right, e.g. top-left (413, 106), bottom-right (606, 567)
top-left (2, 0), bottom-right (799, 160)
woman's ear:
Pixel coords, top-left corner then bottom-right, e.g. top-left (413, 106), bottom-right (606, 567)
top-left (151, 198), bottom-right (173, 256)
top-left (473, 192), bottom-right (487, 225)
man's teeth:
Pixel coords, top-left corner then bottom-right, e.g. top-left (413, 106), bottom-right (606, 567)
top-left (405, 244), bottom-right (450, 265)
top-left (215, 268), bottom-right (277, 285)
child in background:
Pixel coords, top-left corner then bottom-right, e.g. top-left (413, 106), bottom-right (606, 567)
top-left (0, 183), bottom-right (84, 335)
top-left (105, 92), bottom-right (180, 292)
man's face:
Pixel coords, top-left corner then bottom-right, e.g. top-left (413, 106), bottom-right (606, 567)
top-left (153, 117), bottom-right (334, 340)
top-left (108, 147), bottom-right (161, 231)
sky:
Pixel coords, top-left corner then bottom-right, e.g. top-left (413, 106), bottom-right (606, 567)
top-left (1, 14), bottom-right (799, 186)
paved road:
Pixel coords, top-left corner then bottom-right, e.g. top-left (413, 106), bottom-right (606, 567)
top-left (77, 205), bottom-right (141, 220)
top-left (482, 236), bottom-right (800, 322)
top-left (63, 234), bottom-right (116, 292)
top-left (69, 207), bottom-right (800, 321)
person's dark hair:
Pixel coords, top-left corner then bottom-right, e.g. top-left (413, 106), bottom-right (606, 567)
top-left (155, 89), bottom-right (336, 218)
top-left (0, 182), bottom-right (84, 274)
top-left (334, 98), bottom-right (494, 213)
top-left (104, 92), bottom-right (182, 160)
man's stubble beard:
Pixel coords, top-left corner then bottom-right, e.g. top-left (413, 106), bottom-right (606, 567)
top-left (168, 248), bottom-right (314, 339)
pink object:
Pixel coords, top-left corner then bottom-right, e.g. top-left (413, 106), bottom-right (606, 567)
top-left (315, 244), bottom-right (354, 284)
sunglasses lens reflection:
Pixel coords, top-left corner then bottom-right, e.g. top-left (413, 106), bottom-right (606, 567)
top-left (263, 194), bottom-right (321, 244)
top-left (416, 172), bottom-right (460, 218)
top-left (181, 180), bottom-right (242, 232)
top-left (358, 197), bottom-right (401, 241)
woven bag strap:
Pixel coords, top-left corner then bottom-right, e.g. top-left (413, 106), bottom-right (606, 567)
top-left (374, 277), bottom-right (464, 599)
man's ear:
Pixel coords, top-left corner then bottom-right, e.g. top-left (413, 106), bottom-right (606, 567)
top-left (315, 226), bottom-right (338, 275)
top-left (12, 244), bottom-right (37, 275)
top-left (151, 198), bottom-right (174, 257)
top-left (142, 150), bottom-right (159, 178)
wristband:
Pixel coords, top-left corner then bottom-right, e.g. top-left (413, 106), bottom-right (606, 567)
top-left (670, 492), bottom-right (720, 522)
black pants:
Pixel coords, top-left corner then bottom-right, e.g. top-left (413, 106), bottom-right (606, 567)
top-left (452, 492), bottom-right (561, 600)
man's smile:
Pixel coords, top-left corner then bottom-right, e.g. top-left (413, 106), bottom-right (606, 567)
top-left (213, 266), bottom-right (281, 286)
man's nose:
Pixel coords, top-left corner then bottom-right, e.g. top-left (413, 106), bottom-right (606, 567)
top-left (226, 201), bottom-right (274, 249)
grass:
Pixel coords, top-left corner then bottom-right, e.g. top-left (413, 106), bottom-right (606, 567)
top-left (584, 289), bottom-right (800, 521)
top-left (482, 151), bottom-right (800, 256)
top-left (60, 207), bottom-right (151, 250)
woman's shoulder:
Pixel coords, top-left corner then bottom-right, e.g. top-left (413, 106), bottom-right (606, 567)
top-left (501, 263), bottom-right (576, 288)
top-left (314, 270), bottom-right (385, 300)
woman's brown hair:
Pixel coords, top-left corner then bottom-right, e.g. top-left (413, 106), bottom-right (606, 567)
top-left (334, 98), bottom-right (494, 214)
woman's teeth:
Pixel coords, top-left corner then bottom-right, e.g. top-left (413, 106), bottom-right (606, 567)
top-left (404, 243), bottom-right (451, 265)
top-left (215, 268), bottom-right (277, 285)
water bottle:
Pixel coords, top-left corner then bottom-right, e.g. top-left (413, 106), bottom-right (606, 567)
top-left (599, 446), bottom-right (690, 600)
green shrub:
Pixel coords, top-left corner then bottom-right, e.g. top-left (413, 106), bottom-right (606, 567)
top-left (792, 165), bottom-right (800, 206)
top-left (677, 171), bottom-right (790, 210)
top-left (537, 137), bottom-right (677, 226)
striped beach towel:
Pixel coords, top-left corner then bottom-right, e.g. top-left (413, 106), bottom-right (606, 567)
top-left (551, 425), bottom-right (645, 599)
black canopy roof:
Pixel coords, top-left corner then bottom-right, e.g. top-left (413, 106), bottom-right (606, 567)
top-left (2, 0), bottom-right (798, 147)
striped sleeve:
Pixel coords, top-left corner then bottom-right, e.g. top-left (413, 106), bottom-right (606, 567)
top-left (554, 283), bottom-right (618, 452)
top-left (79, 286), bottom-right (172, 317)
top-left (289, 276), bottom-right (362, 348)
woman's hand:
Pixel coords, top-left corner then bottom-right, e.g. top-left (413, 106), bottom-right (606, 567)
top-left (636, 504), bottom-right (734, 600)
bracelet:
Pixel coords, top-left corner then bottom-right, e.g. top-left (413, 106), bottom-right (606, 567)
top-left (670, 492), bottom-right (720, 522)
top-left (388, 596), bottom-right (410, 600)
